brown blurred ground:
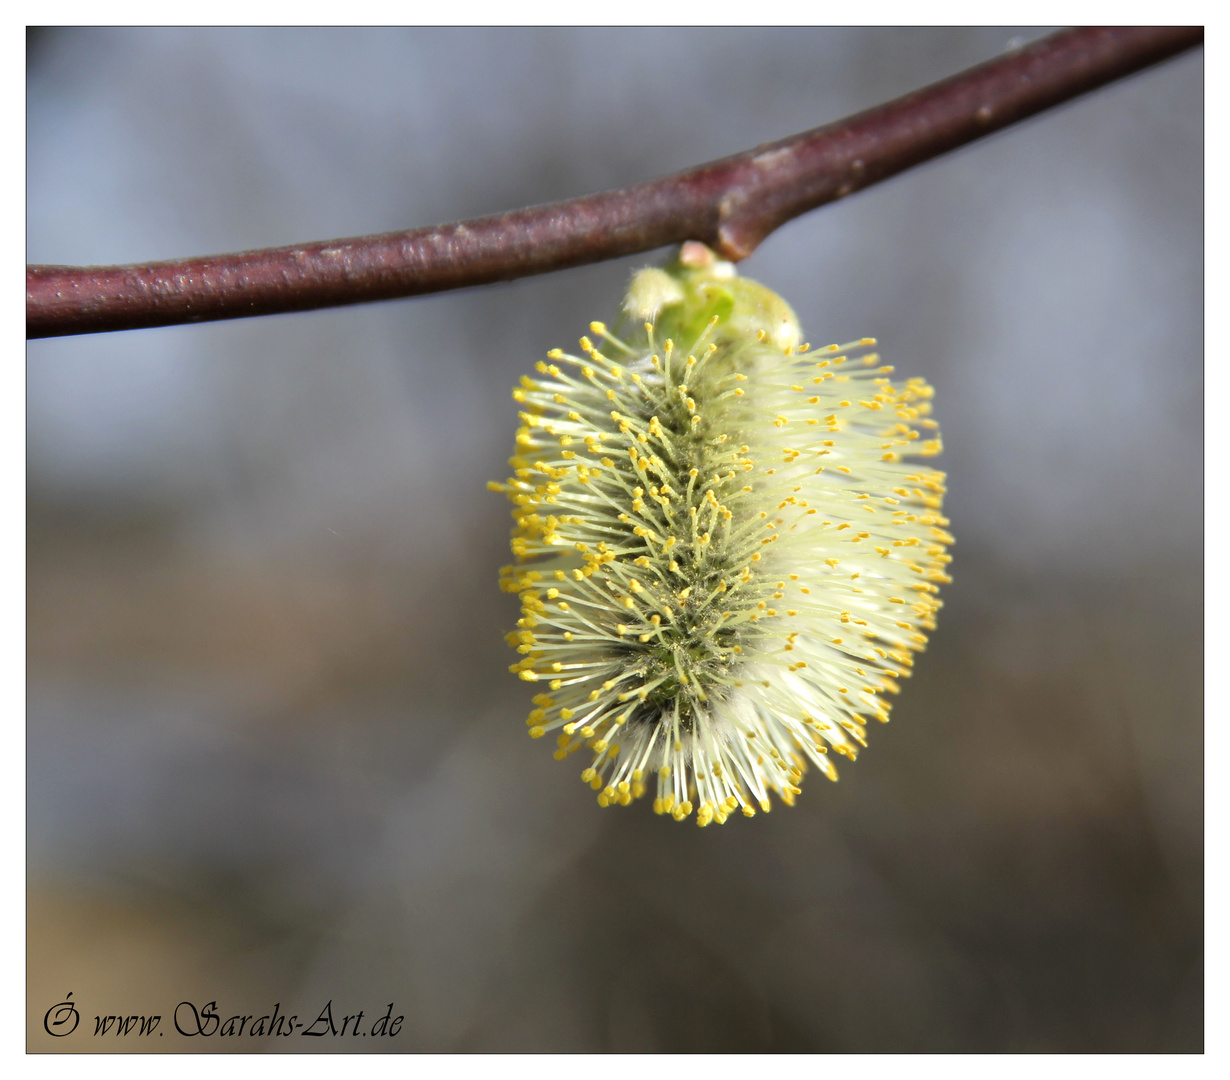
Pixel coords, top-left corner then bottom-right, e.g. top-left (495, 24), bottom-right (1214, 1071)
top-left (26, 503), bottom-right (1202, 1052)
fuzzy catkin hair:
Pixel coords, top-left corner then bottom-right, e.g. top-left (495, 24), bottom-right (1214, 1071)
top-left (492, 244), bottom-right (951, 825)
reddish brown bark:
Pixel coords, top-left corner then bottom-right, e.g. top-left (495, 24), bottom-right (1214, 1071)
top-left (27, 26), bottom-right (1203, 339)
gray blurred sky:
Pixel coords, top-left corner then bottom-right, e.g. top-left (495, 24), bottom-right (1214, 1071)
top-left (27, 28), bottom-right (1203, 1053)
top-left (27, 27), bottom-right (1202, 573)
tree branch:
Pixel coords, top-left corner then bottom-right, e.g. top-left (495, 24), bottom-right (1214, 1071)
top-left (27, 26), bottom-right (1202, 340)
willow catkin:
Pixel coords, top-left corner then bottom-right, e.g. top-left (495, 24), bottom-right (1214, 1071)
top-left (492, 244), bottom-right (951, 825)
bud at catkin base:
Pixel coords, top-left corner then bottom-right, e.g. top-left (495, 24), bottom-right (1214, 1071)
top-left (492, 243), bottom-right (951, 826)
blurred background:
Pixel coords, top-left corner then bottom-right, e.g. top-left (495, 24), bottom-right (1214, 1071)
top-left (26, 27), bottom-right (1202, 1052)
